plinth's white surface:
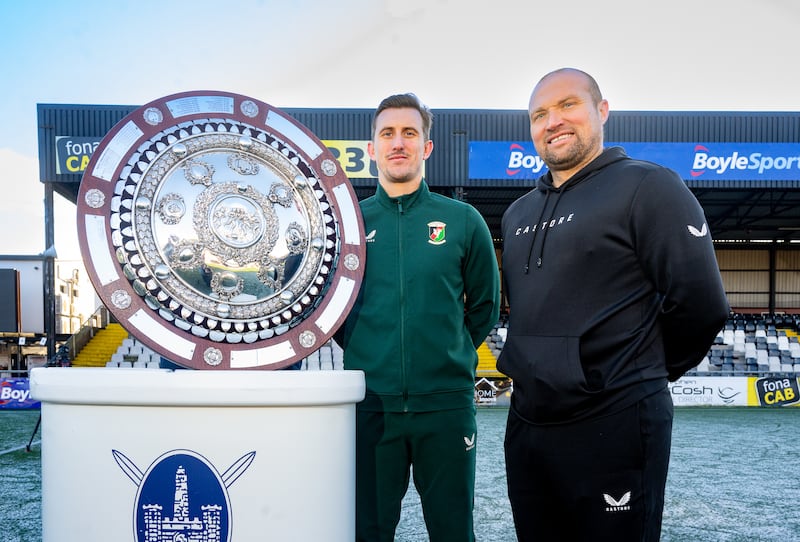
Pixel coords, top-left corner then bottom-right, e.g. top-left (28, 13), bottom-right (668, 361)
top-left (30, 367), bottom-right (365, 542)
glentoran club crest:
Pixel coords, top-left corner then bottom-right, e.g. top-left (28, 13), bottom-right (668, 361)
top-left (427, 221), bottom-right (446, 245)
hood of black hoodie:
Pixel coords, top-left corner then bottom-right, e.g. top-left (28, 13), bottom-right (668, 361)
top-left (520, 146), bottom-right (629, 273)
top-left (536, 146), bottom-right (629, 194)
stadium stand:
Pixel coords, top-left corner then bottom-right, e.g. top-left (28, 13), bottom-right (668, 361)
top-left (477, 312), bottom-right (800, 379)
top-left (301, 340), bottom-right (343, 371)
top-left (480, 317), bottom-right (507, 376)
top-left (103, 336), bottom-right (161, 368)
top-left (691, 313), bottom-right (800, 377)
top-left (76, 312), bottom-right (800, 378)
top-left (69, 323), bottom-right (129, 368)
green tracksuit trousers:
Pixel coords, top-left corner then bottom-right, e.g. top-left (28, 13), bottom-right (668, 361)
top-left (355, 406), bottom-right (478, 542)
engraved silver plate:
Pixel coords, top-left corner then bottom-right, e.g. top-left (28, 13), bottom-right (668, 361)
top-left (77, 91), bottom-right (365, 370)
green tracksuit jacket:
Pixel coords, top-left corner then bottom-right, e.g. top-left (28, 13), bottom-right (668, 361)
top-left (339, 181), bottom-right (500, 412)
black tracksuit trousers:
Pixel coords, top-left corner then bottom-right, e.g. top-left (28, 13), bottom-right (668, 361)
top-left (504, 387), bottom-right (673, 542)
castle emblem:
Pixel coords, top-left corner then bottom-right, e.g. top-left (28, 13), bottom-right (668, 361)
top-left (113, 448), bottom-right (255, 542)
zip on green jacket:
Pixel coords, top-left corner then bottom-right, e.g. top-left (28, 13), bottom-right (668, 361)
top-left (339, 181), bottom-right (500, 412)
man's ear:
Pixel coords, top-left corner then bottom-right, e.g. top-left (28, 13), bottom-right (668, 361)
top-left (423, 139), bottom-right (434, 160)
top-left (598, 99), bottom-right (610, 125)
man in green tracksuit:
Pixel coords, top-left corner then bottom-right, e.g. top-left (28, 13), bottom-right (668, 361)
top-left (337, 93), bottom-right (500, 541)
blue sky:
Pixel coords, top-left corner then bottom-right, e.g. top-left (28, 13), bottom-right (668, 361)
top-left (1, 0), bottom-right (799, 260)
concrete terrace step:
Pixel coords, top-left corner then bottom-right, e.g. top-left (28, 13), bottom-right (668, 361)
top-left (71, 323), bottom-right (129, 368)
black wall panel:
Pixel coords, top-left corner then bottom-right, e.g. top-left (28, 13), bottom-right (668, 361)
top-left (0, 268), bottom-right (20, 333)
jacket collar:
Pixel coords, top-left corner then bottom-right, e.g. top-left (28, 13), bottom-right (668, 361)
top-left (375, 179), bottom-right (430, 210)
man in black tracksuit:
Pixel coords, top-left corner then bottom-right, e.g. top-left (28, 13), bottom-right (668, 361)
top-left (500, 68), bottom-right (729, 541)
top-left (337, 93), bottom-right (500, 541)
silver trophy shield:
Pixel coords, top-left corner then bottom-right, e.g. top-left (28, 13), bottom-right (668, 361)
top-left (77, 91), bottom-right (365, 370)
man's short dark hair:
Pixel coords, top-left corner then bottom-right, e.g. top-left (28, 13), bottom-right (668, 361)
top-left (372, 93), bottom-right (433, 141)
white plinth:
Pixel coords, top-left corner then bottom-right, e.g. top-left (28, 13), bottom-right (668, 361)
top-left (30, 367), bottom-right (365, 542)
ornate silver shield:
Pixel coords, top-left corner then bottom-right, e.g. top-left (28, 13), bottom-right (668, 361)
top-left (77, 91), bottom-right (365, 370)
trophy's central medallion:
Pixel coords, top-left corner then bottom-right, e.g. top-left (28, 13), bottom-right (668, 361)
top-left (78, 91), bottom-right (365, 370)
top-left (208, 194), bottom-right (267, 248)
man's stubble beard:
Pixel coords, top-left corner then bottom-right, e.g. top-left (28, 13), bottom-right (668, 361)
top-left (541, 131), bottom-right (603, 173)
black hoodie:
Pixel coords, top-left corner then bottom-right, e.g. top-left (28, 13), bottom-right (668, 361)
top-left (499, 147), bottom-right (729, 425)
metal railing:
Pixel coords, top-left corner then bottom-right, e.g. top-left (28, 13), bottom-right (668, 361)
top-left (53, 306), bottom-right (110, 366)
